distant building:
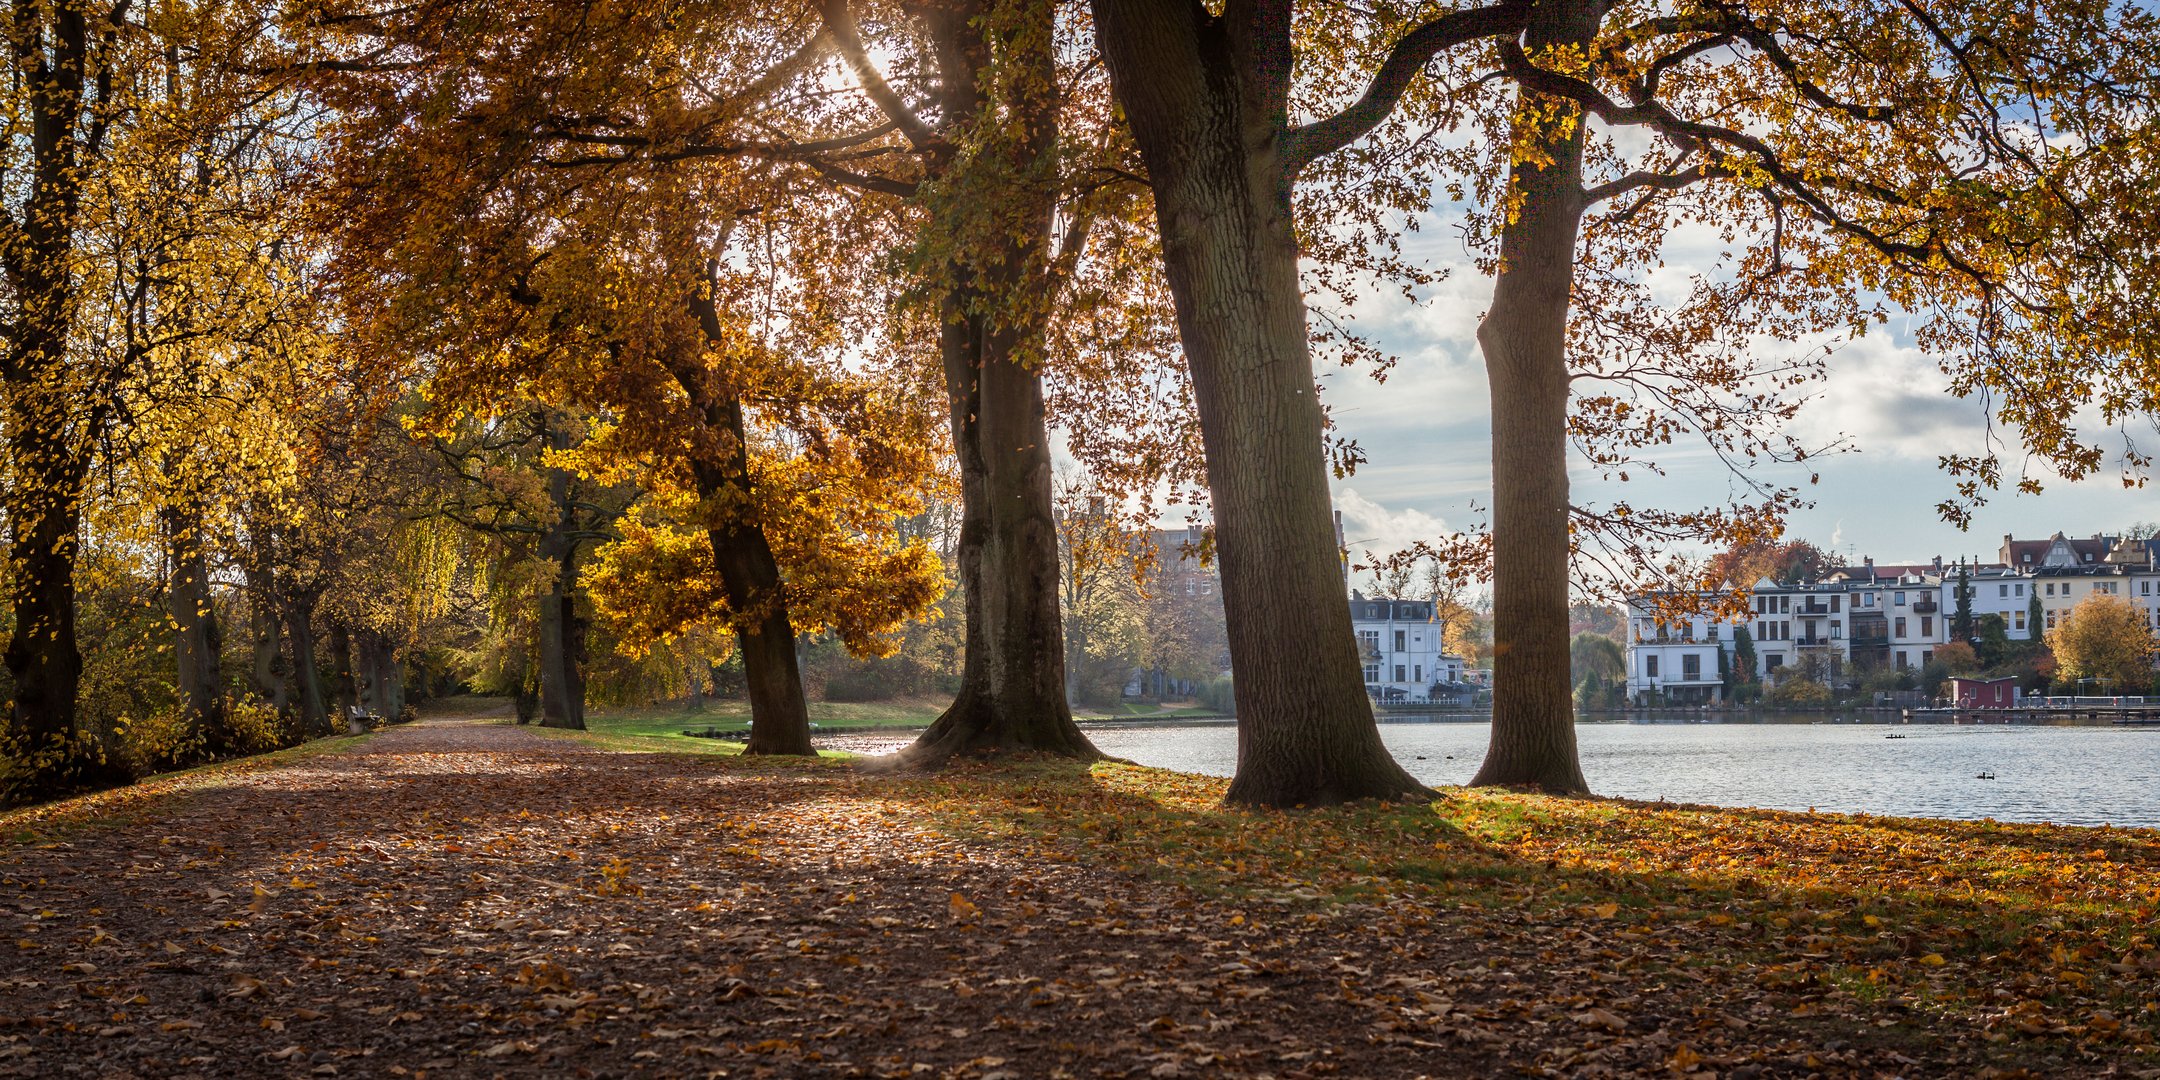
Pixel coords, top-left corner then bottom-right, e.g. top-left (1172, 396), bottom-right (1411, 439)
top-left (1622, 532), bottom-right (2160, 702)
top-left (1349, 592), bottom-right (1467, 704)
top-left (1947, 676), bottom-right (2020, 709)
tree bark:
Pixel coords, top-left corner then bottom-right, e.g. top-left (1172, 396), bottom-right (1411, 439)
top-left (356, 629), bottom-right (403, 725)
top-left (534, 575), bottom-right (586, 730)
top-left (885, 0), bottom-right (1097, 765)
top-left (0, 423), bottom-right (116, 798)
top-left (242, 546), bottom-right (292, 717)
top-left (534, 419), bottom-right (588, 731)
top-left (903, 306), bottom-right (1098, 761)
top-left (677, 295), bottom-right (813, 756)
top-left (329, 622), bottom-right (360, 731)
top-left (1091, 0), bottom-right (1427, 806)
top-left (0, 0), bottom-right (125, 800)
top-left (1468, 1), bottom-right (1596, 794)
top-left (285, 592), bottom-right (330, 739)
top-left (165, 498), bottom-right (228, 759)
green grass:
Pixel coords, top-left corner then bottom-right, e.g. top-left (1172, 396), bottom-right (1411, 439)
top-left (573, 696), bottom-right (1225, 749)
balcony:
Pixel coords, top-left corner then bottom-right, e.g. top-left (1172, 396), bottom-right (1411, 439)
top-left (1849, 632), bottom-right (1889, 646)
top-left (1913, 598), bottom-right (1939, 614)
top-left (1800, 601), bottom-right (1831, 615)
top-left (1795, 636), bottom-right (1837, 648)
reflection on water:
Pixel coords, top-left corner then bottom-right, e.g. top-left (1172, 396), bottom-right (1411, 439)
top-left (1079, 714), bottom-right (2160, 828)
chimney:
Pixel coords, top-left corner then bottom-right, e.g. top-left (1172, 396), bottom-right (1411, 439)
top-left (1864, 556), bottom-right (1874, 578)
top-left (1932, 555), bottom-right (1942, 573)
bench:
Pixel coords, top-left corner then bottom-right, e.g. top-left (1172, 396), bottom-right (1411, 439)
top-left (346, 704), bottom-right (385, 735)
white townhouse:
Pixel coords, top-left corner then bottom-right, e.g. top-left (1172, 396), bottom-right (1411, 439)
top-left (1624, 595), bottom-right (1742, 704)
top-left (1621, 533), bottom-right (2159, 702)
top-left (1349, 592), bottom-right (1468, 703)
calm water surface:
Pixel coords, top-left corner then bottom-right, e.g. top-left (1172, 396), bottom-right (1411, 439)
top-left (1079, 716), bottom-right (2160, 828)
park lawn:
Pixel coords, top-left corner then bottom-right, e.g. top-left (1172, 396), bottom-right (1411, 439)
top-left (574, 696), bottom-right (1224, 752)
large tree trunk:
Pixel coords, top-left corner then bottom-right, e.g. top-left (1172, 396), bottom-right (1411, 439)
top-left (356, 629), bottom-right (403, 724)
top-left (0, 0), bottom-right (123, 802)
top-left (285, 592), bottom-right (330, 738)
top-left (892, 0), bottom-right (1096, 765)
top-left (242, 550), bottom-right (291, 716)
top-left (535, 571), bottom-right (586, 730)
top-left (699, 508), bottom-right (811, 755)
top-left (1468, 2), bottom-right (1595, 794)
top-left (535, 423), bottom-right (588, 732)
top-left (1, 425), bottom-right (116, 798)
top-left (329, 622), bottom-right (360, 730)
top-left (1091, 1), bottom-right (1426, 806)
top-left (165, 499), bottom-right (228, 759)
top-left (678, 296), bottom-right (813, 756)
top-left (901, 305), bottom-right (1097, 762)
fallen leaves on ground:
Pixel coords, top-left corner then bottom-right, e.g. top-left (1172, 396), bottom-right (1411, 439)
top-left (0, 718), bottom-right (2149, 1077)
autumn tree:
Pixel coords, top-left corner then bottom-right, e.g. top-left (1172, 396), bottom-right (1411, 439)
top-left (2048, 594), bottom-right (2157, 694)
top-left (1099, 0), bottom-right (2160, 797)
top-left (1707, 540), bottom-right (1844, 590)
top-left (0, 3), bottom-right (311, 796)
top-left (421, 406), bottom-right (634, 730)
top-left (1088, 1), bottom-right (1458, 806)
top-left (307, 3), bottom-right (957, 754)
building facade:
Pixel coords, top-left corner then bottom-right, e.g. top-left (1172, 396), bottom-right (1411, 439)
top-left (1622, 533), bottom-right (2160, 703)
top-left (1349, 592), bottom-right (1468, 704)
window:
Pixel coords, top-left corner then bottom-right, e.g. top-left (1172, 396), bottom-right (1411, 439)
top-left (1682, 655), bottom-right (1701, 680)
top-left (1364, 665), bottom-right (1379, 682)
top-left (2146, 581), bottom-right (2153, 595)
top-left (1366, 604), bottom-right (1378, 618)
top-left (1646, 656), bottom-right (1660, 677)
top-left (1393, 664), bottom-right (1406, 682)
top-left (1393, 630), bottom-right (1406, 652)
top-left (1896, 651), bottom-right (1909, 671)
top-left (1358, 630), bottom-right (1379, 654)
top-left (2046, 609), bottom-right (2058, 629)
top-left (1764, 654), bottom-right (1784, 672)
top-left (1895, 617), bottom-right (1907, 637)
top-left (1895, 591), bottom-right (1907, 605)
top-left (1922, 650), bottom-right (1934, 666)
top-left (2014, 610), bottom-right (2026, 631)
top-left (2015, 583), bottom-right (2024, 596)
top-left (1999, 583), bottom-right (2009, 597)
top-left (1831, 619), bottom-right (1842, 637)
top-left (1921, 616), bottom-right (1933, 637)
top-left (2045, 583), bottom-right (2055, 596)
top-left (1832, 595), bottom-right (1842, 613)
top-left (1780, 595), bottom-right (1791, 614)
top-left (1413, 665), bottom-right (1422, 682)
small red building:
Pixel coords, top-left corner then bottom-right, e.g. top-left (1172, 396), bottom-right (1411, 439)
top-left (1947, 676), bottom-right (2020, 709)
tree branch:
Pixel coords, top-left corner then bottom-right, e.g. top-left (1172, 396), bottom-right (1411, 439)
top-left (821, 0), bottom-right (945, 155)
top-left (1278, 0), bottom-right (1530, 175)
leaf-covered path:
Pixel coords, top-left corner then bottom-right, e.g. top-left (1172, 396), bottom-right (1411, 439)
top-left (0, 718), bottom-right (2140, 1078)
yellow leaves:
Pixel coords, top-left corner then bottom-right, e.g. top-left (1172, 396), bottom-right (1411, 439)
top-left (947, 891), bottom-right (982, 924)
top-left (511, 961), bottom-right (575, 993)
top-left (1918, 953), bottom-right (1947, 967)
top-left (594, 858), bottom-right (641, 897)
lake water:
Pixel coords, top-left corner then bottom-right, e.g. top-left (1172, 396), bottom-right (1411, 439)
top-left (1079, 716), bottom-right (2160, 828)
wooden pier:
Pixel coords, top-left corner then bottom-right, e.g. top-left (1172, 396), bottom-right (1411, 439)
top-left (1908, 701), bottom-right (2160, 725)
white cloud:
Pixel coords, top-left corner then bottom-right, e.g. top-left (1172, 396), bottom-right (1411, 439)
top-left (1781, 330), bottom-right (1992, 463)
top-left (1335, 487), bottom-right (1453, 562)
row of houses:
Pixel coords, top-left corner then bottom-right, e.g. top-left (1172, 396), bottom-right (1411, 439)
top-left (1626, 533), bottom-right (2160, 704)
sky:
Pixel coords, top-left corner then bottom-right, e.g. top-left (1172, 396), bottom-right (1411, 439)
top-left (1318, 211), bottom-right (2159, 577)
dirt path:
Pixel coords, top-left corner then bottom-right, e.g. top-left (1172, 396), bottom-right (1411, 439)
top-left (0, 719), bottom-right (2096, 1077)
